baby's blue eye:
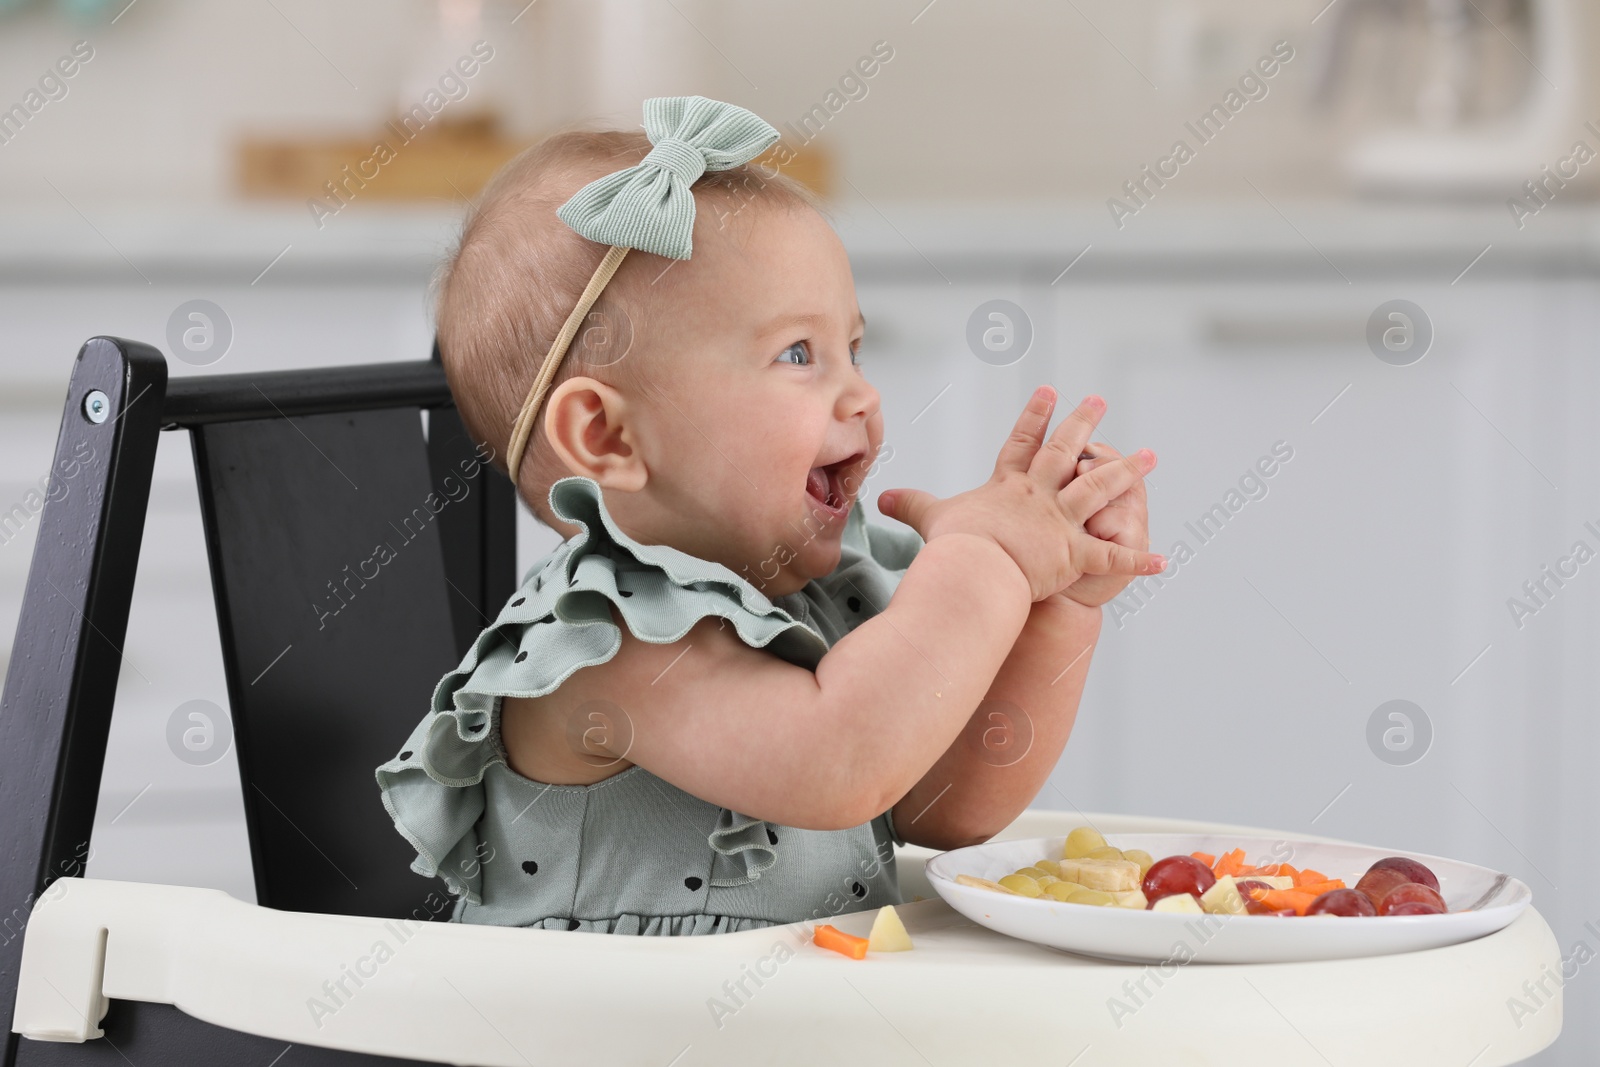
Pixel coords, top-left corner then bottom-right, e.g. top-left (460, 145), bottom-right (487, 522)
top-left (776, 341), bottom-right (809, 365)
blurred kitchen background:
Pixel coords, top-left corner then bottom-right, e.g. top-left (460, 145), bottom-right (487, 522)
top-left (2, 0), bottom-right (1598, 1061)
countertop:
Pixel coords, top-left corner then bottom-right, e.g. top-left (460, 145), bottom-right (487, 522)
top-left (6, 196), bottom-right (1599, 284)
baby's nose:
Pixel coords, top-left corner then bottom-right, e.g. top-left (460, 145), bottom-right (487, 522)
top-left (838, 373), bottom-right (880, 422)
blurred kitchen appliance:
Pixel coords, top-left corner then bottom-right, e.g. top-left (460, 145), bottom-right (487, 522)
top-left (1313, 0), bottom-right (1582, 191)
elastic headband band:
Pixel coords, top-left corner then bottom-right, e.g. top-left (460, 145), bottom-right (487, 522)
top-left (505, 244), bottom-right (630, 486)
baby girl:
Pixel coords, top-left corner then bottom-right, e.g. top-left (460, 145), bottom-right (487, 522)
top-left (376, 96), bottom-right (1164, 934)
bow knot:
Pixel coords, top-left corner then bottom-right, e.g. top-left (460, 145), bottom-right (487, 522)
top-left (555, 96), bottom-right (781, 260)
top-left (640, 137), bottom-right (708, 188)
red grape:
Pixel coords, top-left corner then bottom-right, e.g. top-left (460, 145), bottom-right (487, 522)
top-left (1234, 879), bottom-right (1276, 915)
top-left (1378, 882), bottom-right (1446, 916)
top-left (1355, 867), bottom-right (1410, 910)
top-left (1142, 856), bottom-right (1216, 906)
top-left (1305, 888), bottom-right (1377, 917)
top-left (1385, 900), bottom-right (1446, 916)
top-left (1367, 857), bottom-right (1439, 893)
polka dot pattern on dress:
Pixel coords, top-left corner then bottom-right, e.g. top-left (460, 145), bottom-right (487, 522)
top-left (684, 876), bottom-right (703, 891)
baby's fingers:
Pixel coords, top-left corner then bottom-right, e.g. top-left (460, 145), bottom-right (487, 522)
top-left (1061, 448), bottom-right (1156, 523)
top-left (992, 385), bottom-right (1056, 476)
top-left (1031, 395), bottom-right (1106, 488)
top-left (1074, 530), bottom-right (1166, 577)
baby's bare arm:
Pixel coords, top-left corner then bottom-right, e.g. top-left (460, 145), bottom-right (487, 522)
top-left (503, 532), bottom-right (1031, 830)
top-left (891, 595), bottom-right (1102, 849)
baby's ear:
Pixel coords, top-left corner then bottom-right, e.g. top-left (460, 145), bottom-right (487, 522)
top-left (542, 376), bottom-right (647, 492)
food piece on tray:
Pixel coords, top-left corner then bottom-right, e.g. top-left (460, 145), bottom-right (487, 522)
top-left (1142, 855), bottom-right (1217, 905)
top-left (1305, 888), bottom-right (1378, 917)
top-left (1245, 886), bottom-right (1321, 916)
top-left (813, 924), bottom-right (869, 959)
top-left (1367, 856), bottom-right (1440, 893)
top-left (1059, 856), bottom-right (1142, 892)
top-left (1386, 900), bottom-right (1447, 916)
top-left (1109, 887), bottom-right (1149, 909)
top-left (1199, 875), bottom-right (1248, 916)
top-left (1234, 879), bottom-right (1278, 914)
top-left (1063, 827), bottom-right (1108, 859)
top-left (1355, 867), bottom-right (1412, 910)
top-left (868, 905), bottom-right (914, 952)
top-left (1377, 882), bottom-right (1447, 916)
top-left (1064, 885), bottom-right (1117, 906)
top-left (998, 874), bottom-right (1045, 897)
top-left (1086, 845), bottom-right (1126, 861)
top-left (1241, 875), bottom-right (1295, 890)
top-left (1150, 892), bottom-right (1204, 914)
top-left (1122, 849), bottom-right (1155, 878)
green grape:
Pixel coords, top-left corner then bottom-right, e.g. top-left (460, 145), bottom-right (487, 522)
top-left (999, 874), bottom-right (1043, 897)
top-left (1034, 859), bottom-right (1061, 876)
top-left (1015, 866), bottom-right (1051, 880)
top-left (1123, 849), bottom-right (1155, 877)
top-left (1044, 880), bottom-right (1082, 901)
top-left (1086, 845), bottom-right (1126, 862)
top-left (1063, 827), bottom-right (1107, 859)
top-left (1034, 874), bottom-right (1060, 888)
top-left (1066, 885), bottom-right (1116, 906)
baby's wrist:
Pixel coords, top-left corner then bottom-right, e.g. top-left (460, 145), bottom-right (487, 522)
top-left (926, 530), bottom-right (1031, 603)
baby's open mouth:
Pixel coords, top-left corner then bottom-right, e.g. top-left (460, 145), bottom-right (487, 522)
top-left (805, 452), bottom-right (863, 517)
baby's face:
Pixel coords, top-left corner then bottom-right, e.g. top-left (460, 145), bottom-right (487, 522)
top-left (612, 200), bottom-right (882, 597)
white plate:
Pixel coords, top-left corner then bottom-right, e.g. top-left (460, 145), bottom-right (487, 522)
top-left (926, 833), bottom-right (1531, 964)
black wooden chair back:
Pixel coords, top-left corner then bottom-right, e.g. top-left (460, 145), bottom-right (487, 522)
top-left (0, 337), bottom-right (517, 1066)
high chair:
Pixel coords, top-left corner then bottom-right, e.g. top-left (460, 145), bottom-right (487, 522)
top-left (0, 337), bottom-right (1563, 1066)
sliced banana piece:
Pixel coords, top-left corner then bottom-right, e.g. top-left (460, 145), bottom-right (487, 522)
top-left (1058, 856), bottom-right (1142, 892)
top-left (955, 874), bottom-right (1017, 895)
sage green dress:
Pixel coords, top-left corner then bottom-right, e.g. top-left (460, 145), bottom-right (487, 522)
top-left (375, 475), bottom-right (925, 934)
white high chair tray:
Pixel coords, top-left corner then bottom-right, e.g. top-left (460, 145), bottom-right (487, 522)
top-left (928, 833), bottom-right (1530, 964)
top-left (14, 811), bottom-right (1561, 1066)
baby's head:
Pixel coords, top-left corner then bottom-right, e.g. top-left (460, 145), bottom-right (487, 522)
top-left (435, 123), bottom-right (883, 597)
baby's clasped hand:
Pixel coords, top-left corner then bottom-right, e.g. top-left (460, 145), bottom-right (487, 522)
top-left (877, 386), bottom-right (1165, 602)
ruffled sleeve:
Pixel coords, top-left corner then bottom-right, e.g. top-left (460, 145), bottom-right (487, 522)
top-left (375, 476), bottom-right (844, 902)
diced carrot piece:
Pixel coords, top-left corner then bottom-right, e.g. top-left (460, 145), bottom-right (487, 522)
top-left (1295, 880), bottom-right (1347, 895)
top-left (813, 924), bottom-right (869, 960)
top-left (1214, 849), bottom-right (1247, 878)
top-left (1294, 868), bottom-right (1330, 887)
top-left (1191, 851), bottom-right (1216, 867)
top-left (1247, 887), bottom-right (1319, 916)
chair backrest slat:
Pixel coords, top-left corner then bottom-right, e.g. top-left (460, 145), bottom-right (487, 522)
top-left (191, 406), bottom-right (482, 919)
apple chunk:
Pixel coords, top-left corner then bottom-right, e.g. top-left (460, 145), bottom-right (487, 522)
top-left (1199, 875), bottom-right (1247, 916)
top-left (867, 905), bottom-right (914, 952)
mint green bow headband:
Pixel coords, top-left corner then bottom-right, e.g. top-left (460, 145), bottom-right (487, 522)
top-left (507, 96), bottom-right (781, 485)
top-left (557, 95), bottom-right (780, 260)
